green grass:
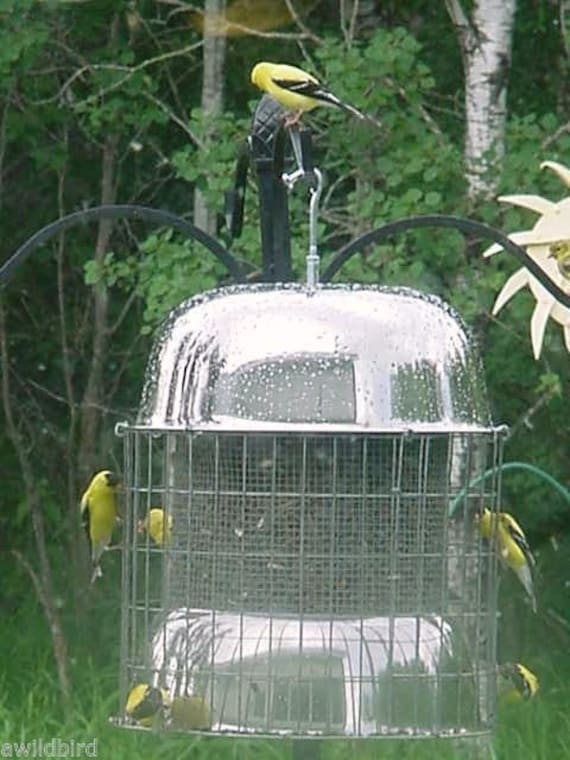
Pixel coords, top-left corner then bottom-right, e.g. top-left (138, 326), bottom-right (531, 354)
top-left (3, 556), bottom-right (570, 760)
top-left (2, 665), bottom-right (570, 760)
top-left (4, 652), bottom-right (569, 759)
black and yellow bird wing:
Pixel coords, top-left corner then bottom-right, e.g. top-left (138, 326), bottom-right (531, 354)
top-left (129, 686), bottom-right (165, 722)
top-left (271, 76), bottom-right (345, 109)
top-left (80, 493), bottom-right (92, 550)
top-left (513, 668), bottom-right (531, 699)
top-left (504, 517), bottom-right (535, 567)
top-left (508, 664), bottom-right (536, 699)
top-left (272, 75), bottom-right (368, 120)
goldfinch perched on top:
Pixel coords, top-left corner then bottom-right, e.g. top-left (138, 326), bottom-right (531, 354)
top-left (498, 662), bottom-right (539, 704)
top-left (80, 470), bottom-right (120, 583)
top-left (138, 507), bottom-right (172, 548)
top-left (478, 507), bottom-right (536, 612)
top-left (250, 61), bottom-right (380, 127)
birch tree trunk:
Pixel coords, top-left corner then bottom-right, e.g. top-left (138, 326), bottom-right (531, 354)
top-left (193, 0), bottom-right (226, 235)
top-left (445, 0), bottom-right (517, 202)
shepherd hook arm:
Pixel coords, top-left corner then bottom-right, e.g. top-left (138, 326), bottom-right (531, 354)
top-left (0, 204), bottom-right (247, 288)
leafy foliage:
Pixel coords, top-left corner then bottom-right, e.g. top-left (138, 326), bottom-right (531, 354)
top-left (1, 0), bottom-right (570, 742)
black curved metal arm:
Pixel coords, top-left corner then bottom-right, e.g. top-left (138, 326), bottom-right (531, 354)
top-left (321, 213), bottom-right (570, 308)
top-left (0, 204), bottom-right (248, 288)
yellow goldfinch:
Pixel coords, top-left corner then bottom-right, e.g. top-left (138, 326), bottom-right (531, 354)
top-left (478, 508), bottom-right (536, 612)
top-left (498, 662), bottom-right (539, 704)
top-left (80, 470), bottom-right (120, 582)
top-left (138, 507), bottom-right (172, 547)
top-left (168, 695), bottom-right (212, 730)
top-left (549, 240), bottom-right (570, 279)
top-left (250, 62), bottom-right (380, 127)
top-left (126, 683), bottom-right (170, 727)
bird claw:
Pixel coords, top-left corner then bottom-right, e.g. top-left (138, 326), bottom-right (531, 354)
top-left (283, 111), bottom-right (302, 128)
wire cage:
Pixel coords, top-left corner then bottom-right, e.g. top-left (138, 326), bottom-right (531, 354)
top-left (117, 283), bottom-right (504, 744)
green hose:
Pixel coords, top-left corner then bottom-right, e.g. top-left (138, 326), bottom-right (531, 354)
top-left (448, 461), bottom-right (570, 517)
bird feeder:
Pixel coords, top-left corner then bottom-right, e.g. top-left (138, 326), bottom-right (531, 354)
top-left (118, 279), bottom-right (503, 746)
top-left (112, 97), bottom-right (507, 758)
top-left (2, 89), bottom-right (564, 760)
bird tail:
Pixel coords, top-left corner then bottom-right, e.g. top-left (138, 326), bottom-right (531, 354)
top-left (307, 85), bottom-right (381, 128)
top-left (516, 564), bottom-right (537, 613)
top-left (334, 99), bottom-right (382, 128)
top-left (91, 563), bottom-right (103, 584)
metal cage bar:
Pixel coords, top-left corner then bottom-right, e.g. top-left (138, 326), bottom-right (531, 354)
top-left (118, 426), bottom-right (504, 741)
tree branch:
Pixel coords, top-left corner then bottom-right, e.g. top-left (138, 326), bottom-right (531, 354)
top-left (444, 0), bottom-right (471, 40)
top-left (141, 91), bottom-right (204, 148)
top-left (76, 11), bottom-right (122, 480)
top-left (77, 132), bottom-right (118, 478)
top-left (283, 0), bottom-right (321, 44)
top-left (504, 386), bottom-right (557, 443)
top-left (12, 549), bottom-right (72, 707)
top-left (0, 93), bottom-right (12, 208)
top-left (560, 0), bottom-right (570, 58)
top-left (541, 120), bottom-right (570, 150)
top-left (35, 41), bottom-right (204, 108)
top-left (1, 299), bottom-right (71, 709)
top-left (340, 0), bottom-right (359, 48)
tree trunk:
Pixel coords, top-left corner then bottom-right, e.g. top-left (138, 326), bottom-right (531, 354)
top-left (445, 0), bottom-right (517, 202)
top-left (69, 132), bottom-right (119, 603)
top-left (77, 133), bottom-right (118, 480)
top-left (193, 0), bottom-right (226, 235)
top-left (0, 300), bottom-right (72, 710)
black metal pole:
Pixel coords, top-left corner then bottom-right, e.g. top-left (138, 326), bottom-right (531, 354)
top-left (249, 95), bottom-right (293, 282)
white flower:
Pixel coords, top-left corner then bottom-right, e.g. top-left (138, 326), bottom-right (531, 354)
top-left (483, 161), bottom-right (570, 359)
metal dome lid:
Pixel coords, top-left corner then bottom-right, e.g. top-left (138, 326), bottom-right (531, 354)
top-left (137, 283), bottom-right (491, 432)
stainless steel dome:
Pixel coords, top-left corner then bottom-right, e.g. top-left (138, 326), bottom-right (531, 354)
top-left (138, 283), bottom-right (490, 431)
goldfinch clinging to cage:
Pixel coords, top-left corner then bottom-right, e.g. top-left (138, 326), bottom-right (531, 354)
top-left (549, 240), bottom-right (570, 279)
top-left (126, 683), bottom-right (170, 727)
top-left (498, 662), bottom-right (539, 703)
top-left (250, 62), bottom-right (381, 127)
top-left (168, 695), bottom-right (212, 730)
top-left (478, 507), bottom-right (537, 612)
top-left (138, 507), bottom-right (172, 547)
top-left (80, 470), bottom-right (120, 582)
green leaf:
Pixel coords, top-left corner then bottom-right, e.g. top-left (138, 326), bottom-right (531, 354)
top-left (83, 260), bottom-right (101, 286)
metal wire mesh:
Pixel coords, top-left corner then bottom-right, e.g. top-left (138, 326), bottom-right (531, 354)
top-left (119, 427), bottom-right (503, 739)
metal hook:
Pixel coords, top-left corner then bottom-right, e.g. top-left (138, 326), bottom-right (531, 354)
top-left (279, 126), bottom-right (323, 288)
top-left (307, 168), bottom-right (323, 289)
top-left (281, 127), bottom-right (316, 190)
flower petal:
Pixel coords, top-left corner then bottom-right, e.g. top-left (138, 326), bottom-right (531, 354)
top-left (541, 161), bottom-right (570, 189)
top-left (498, 194), bottom-right (556, 215)
top-left (482, 231), bottom-right (541, 258)
top-left (530, 300), bottom-right (554, 359)
top-left (492, 268), bottom-right (529, 314)
top-left (564, 323), bottom-right (570, 353)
